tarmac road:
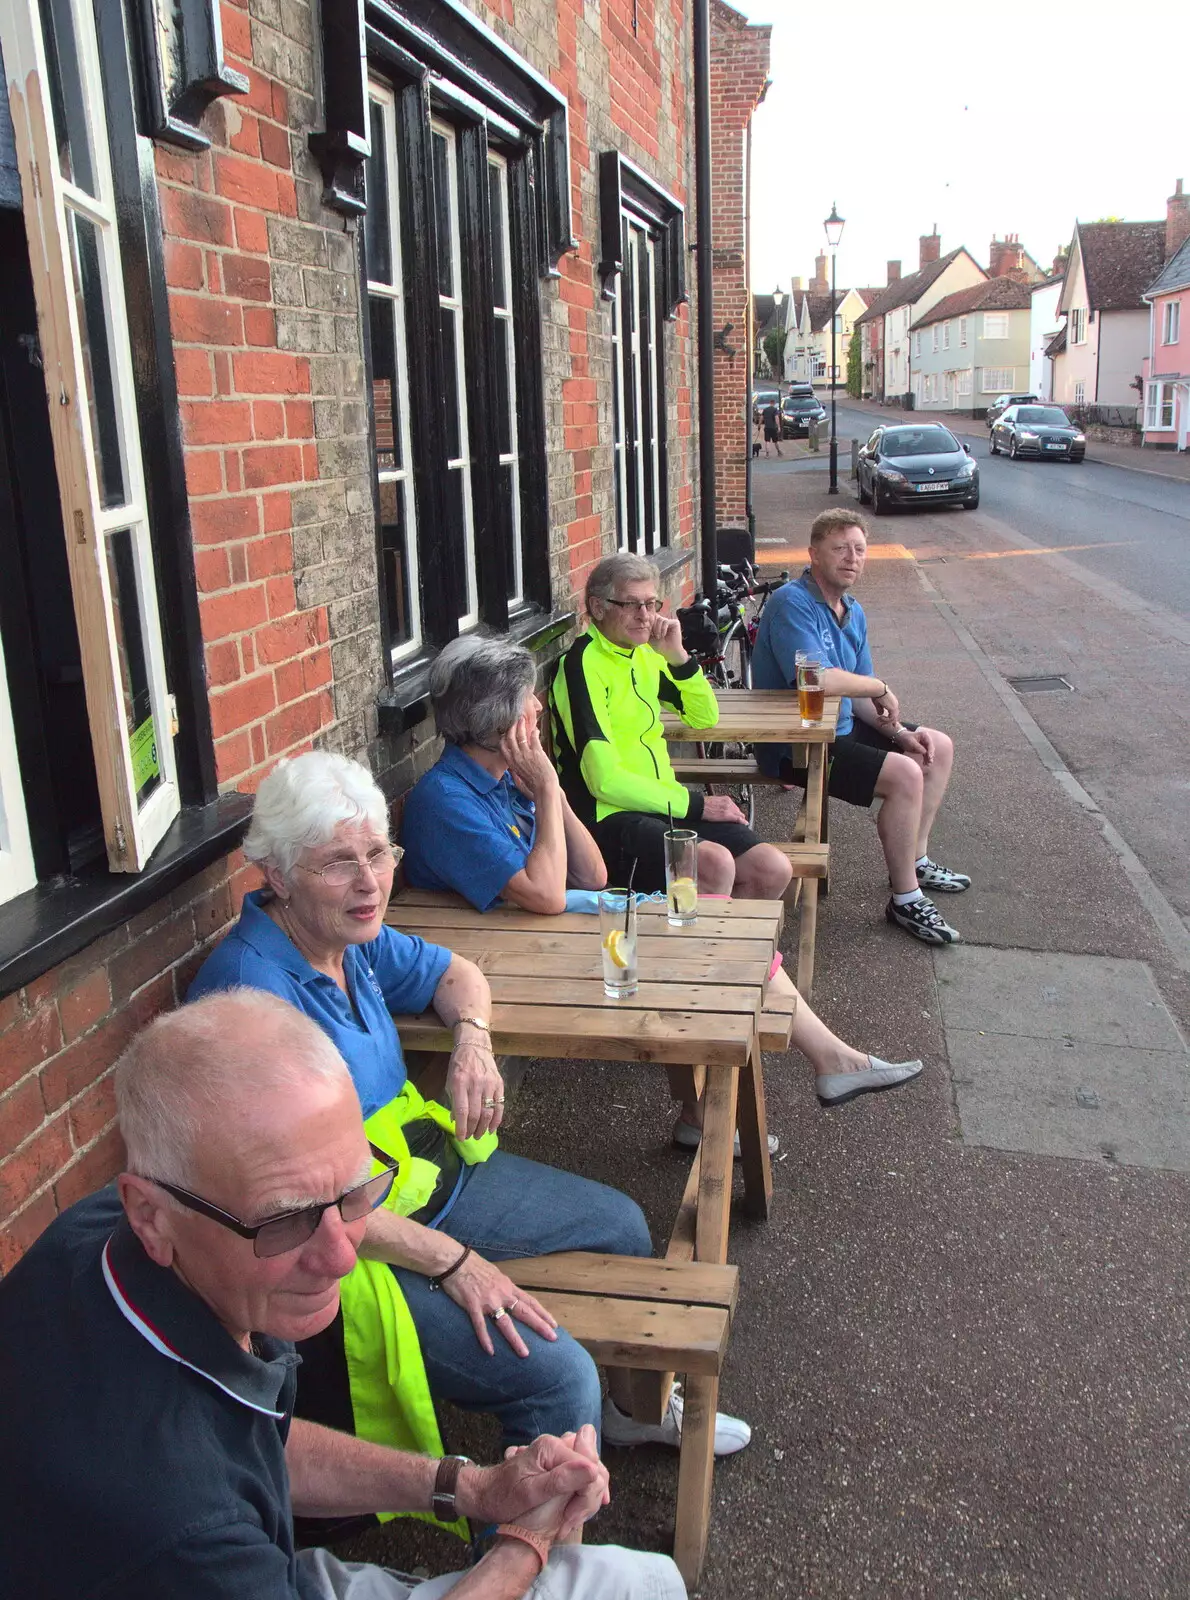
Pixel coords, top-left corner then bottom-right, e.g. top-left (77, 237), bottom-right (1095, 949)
top-left (828, 401), bottom-right (1190, 620)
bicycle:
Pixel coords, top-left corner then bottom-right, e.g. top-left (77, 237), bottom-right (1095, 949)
top-left (676, 565), bottom-right (788, 828)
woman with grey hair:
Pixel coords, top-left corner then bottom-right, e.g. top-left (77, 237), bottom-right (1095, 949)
top-left (188, 750), bottom-right (677, 1470)
top-left (402, 633), bottom-right (606, 913)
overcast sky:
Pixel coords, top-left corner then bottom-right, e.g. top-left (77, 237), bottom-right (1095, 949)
top-left (738, 0), bottom-right (1188, 293)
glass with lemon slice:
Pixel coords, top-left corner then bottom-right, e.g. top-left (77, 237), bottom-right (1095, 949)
top-left (664, 829), bottom-right (699, 927)
top-left (598, 889), bottom-right (638, 999)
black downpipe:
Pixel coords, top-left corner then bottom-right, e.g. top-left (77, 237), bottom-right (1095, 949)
top-left (693, 0), bottom-right (716, 601)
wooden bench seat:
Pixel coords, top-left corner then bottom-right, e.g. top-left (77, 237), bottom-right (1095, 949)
top-left (505, 1251), bottom-right (738, 1586)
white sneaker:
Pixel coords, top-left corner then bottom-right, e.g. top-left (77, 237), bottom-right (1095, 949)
top-left (671, 1118), bottom-right (779, 1158)
top-left (602, 1386), bottom-right (752, 1457)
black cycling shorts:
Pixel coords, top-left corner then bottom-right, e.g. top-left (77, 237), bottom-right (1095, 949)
top-left (780, 719), bottom-right (918, 809)
top-left (592, 810), bottom-right (762, 893)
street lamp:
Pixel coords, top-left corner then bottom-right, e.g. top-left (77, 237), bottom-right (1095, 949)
top-left (823, 202), bottom-right (845, 494)
top-left (771, 284), bottom-right (785, 378)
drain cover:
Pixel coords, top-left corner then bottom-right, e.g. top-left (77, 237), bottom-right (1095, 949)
top-left (1008, 674), bottom-right (1074, 694)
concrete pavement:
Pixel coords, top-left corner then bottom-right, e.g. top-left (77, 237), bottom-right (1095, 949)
top-left (339, 454), bottom-right (1190, 1597)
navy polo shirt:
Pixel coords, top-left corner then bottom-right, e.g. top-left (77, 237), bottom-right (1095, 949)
top-left (0, 1188), bottom-right (308, 1599)
top-left (752, 569), bottom-right (874, 768)
top-left (402, 743), bottom-right (536, 912)
top-left (187, 891), bottom-right (451, 1118)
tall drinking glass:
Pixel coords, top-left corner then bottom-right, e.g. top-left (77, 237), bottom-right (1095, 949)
top-left (664, 829), bottom-right (699, 927)
top-left (598, 889), bottom-right (638, 999)
top-left (796, 656), bottom-right (825, 728)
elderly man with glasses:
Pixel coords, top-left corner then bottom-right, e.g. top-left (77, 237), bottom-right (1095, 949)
top-left (550, 553), bottom-right (792, 905)
top-left (0, 991), bottom-right (685, 1600)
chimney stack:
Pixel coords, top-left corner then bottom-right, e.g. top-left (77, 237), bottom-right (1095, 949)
top-left (990, 233), bottom-right (1029, 282)
top-left (1051, 246), bottom-right (1069, 279)
top-left (887, 259), bottom-right (901, 284)
top-left (811, 253), bottom-right (828, 293)
top-left (791, 276), bottom-right (804, 293)
top-left (1166, 178), bottom-right (1190, 261)
top-left (919, 226), bottom-right (940, 269)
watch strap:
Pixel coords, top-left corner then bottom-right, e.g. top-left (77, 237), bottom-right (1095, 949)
top-left (495, 1523), bottom-right (550, 1574)
top-left (431, 1454), bottom-right (470, 1520)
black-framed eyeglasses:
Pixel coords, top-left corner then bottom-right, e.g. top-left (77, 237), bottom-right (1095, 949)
top-left (603, 597), bottom-right (662, 614)
top-left (295, 844), bottom-right (403, 888)
top-left (150, 1144), bottom-right (399, 1258)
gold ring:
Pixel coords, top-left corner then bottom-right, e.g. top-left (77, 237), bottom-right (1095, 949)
top-left (482, 1097), bottom-right (497, 1107)
top-left (491, 1307), bottom-right (507, 1321)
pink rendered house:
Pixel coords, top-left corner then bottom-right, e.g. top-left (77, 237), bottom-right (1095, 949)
top-left (1141, 181), bottom-right (1190, 450)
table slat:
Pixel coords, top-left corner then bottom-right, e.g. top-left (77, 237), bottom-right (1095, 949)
top-left (390, 905), bottom-right (777, 940)
top-left (392, 1004), bottom-right (755, 1065)
top-left (485, 975), bottom-right (761, 1016)
top-left (388, 927), bottom-right (776, 963)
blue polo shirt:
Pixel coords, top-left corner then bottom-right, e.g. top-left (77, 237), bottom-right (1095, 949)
top-left (0, 1187), bottom-right (306, 1598)
top-left (188, 891), bottom-right (451, 1118)
top-left (752, 569), bottom-right (873, 767)
top-left (402, 743), bottom-right (536, 912)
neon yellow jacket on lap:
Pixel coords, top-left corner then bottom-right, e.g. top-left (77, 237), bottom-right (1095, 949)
top-left (548, 623), bottom-right (719, 824)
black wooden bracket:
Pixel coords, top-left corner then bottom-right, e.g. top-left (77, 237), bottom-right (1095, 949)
top-left (309, 0), bottom-right (370, 216)
top-left (132, 0), bottom-right (248, 152)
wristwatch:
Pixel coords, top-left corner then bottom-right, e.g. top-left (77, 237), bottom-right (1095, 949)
top-left (454, 1015), bottom-right (491, 1034)
top-left (431, 1454), bottom-right (472, 1520)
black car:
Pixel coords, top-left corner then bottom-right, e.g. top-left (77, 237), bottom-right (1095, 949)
top-left (781, 395), bottom-right (827, 438)
top-left (985, 392), bottom-right (1037, 428)
top-left (990, 404), bottom-right (1086, 461)
top-left (856, 424), bottom-right (980, 513)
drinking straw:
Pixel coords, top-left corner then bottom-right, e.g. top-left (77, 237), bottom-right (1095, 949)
top-left (625, 857), bottom-right (638, 934)
top-left (667, 802), bottom-right (674, 832)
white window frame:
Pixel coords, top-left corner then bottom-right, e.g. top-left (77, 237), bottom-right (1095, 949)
top-left (982, 368), bottom-right (1015, 392)
top-left (487, 153), bottom-right (523, 606)
top-left (613, 217), bottom-right (663, 555)
top-left (1162, 300), bottom-right (1181, 345)
top-left (1070, 307), bottom-right (1086, 344)
top-left (611, 255), bottom-right (629, 551)
top-left (956, 369), bottom-right (972, 397)
top-left (431, 120), bottom-right (478, 628)
top-left (367, 83), bottom-right (422, 663)
top-left (1073, 379), bottom-right (1086, 406)
top-left (1146, 380), bottom-right (1176, 429)
top-left (959, 315), bottom-right (968, 347)
top-left (931, 325), bottom-right (939, 353)
top-left (2, 0), bottom-right (179, 876)
top-left (983, 312), bottom-right (1010, 340)
top-left (912, 330), bottom-right (921, 358)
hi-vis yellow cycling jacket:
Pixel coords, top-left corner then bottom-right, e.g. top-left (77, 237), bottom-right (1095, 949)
top-left (548, 623), bottom-right (719, 824)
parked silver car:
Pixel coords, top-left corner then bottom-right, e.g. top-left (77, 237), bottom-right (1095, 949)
top-left (985, 392), bottom-right (1037, 428)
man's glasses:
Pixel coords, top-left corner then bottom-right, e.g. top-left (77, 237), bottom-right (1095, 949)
top-left (150, 1146), bottom-right (399, 1258)
top-left (603, 597), bottom-right (662, 614)
top-left (296, 844), bottom-right (403, 888)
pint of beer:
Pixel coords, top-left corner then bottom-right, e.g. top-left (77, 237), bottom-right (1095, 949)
top-left (796, 656), bottom-right (825, 727)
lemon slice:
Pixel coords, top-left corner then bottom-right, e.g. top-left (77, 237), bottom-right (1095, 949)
top-left (668, 877), bottom-right (698, 916)
top-left (602, 928), bottom-right (631, 969)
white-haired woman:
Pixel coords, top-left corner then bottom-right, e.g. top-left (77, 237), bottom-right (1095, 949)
top-left (402, 634), bottom-right (606, 913)
top-left (188, 753), bottom-right (744, 1465)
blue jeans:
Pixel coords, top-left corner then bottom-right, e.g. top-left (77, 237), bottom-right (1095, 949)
top-left (394, 1151), bottom-right (651, 1449)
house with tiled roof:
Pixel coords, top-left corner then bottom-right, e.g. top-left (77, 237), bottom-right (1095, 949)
top-left (908, 278), bottom-right (1033, 415)
top-left (1052, 216), bottom-right (1167, 408)
top-left (1140, 182), bottom-right (1190, 450)
top-left (752, 291), bottom-right (783, 377)
top-left (854, 231), bottom-right (985, 403)
top-left (783, 286), bottom-right (871, 388)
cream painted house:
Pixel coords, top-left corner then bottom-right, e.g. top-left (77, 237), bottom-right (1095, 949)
top-left (1052, 221), bottom-right (1165, 408)
top-left (784, 286), bottom-right (872, 388)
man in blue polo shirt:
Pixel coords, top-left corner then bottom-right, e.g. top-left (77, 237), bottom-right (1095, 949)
top-left (403, 634), bottom-right (607, 914)
top-left (0, 991), bottom-right (685, 1600)
top-left (753, 506), bottom-right (969, 945)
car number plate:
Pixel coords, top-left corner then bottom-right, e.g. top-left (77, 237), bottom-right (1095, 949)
top-left (1044, 442), bottom-right (1065, 451)
top-left (916, 482), bottom-right (949, 492)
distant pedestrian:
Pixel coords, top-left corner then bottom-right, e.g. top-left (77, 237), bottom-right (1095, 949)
top-left (761, 400), bottom-right (782, 457)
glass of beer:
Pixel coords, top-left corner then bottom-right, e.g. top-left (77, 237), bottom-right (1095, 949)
top-left (598, 889), bottom-right (638, 999)
top-left (664, 830), bottom-right (698, 927)
top-left (796, 655), bottom-right (825, 727)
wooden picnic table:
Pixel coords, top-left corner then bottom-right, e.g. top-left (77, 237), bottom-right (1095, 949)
top-left (386, 889), bottom-right (783, 1262)
top-left (662, 689), bottom-right (838, 999)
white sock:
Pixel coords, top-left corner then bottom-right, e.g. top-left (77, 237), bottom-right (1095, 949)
top-left (893, 887), bottom-right (925, 906)
top-left (915, 855), bottom-right (930, 870)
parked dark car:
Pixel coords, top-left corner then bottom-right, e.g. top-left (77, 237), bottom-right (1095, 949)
top-left (781, 394), bottom-right (827, 438)
top-left (856, 424), bottom-right (980, 513)
top-left (990, 404), bottom-right (1086, 461)
top-left (751, 387), bottom-right (780, 421)
top-left (786, 381), bottom-right (816, 398)
top-left (985, 392), bottom-right (1038, 428)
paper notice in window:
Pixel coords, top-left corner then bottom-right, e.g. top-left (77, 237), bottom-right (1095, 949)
top-left (130, 715), bottom-right (160, 794)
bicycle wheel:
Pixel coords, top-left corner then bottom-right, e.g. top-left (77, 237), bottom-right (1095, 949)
top-left (721, 624), bottom-right (752, 690)
top-left (704, 739), bottom-right (755, 830)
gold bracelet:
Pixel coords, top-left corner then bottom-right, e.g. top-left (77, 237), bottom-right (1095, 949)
top-left (454, 1014), bottom-right (491, 1033)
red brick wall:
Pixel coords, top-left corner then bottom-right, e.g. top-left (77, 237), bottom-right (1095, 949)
top-left (709, 1), bottom-right (770, 530)
top-left (0, 855), bottom-right (260, 1274)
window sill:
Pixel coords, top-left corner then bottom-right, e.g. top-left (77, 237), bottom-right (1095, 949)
top-left (0, 794), bottom-right (252, 1002)
top-left (376, 608), bottom-right (579, 737)
top-left (652, 544), bottom-right (694, 582)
